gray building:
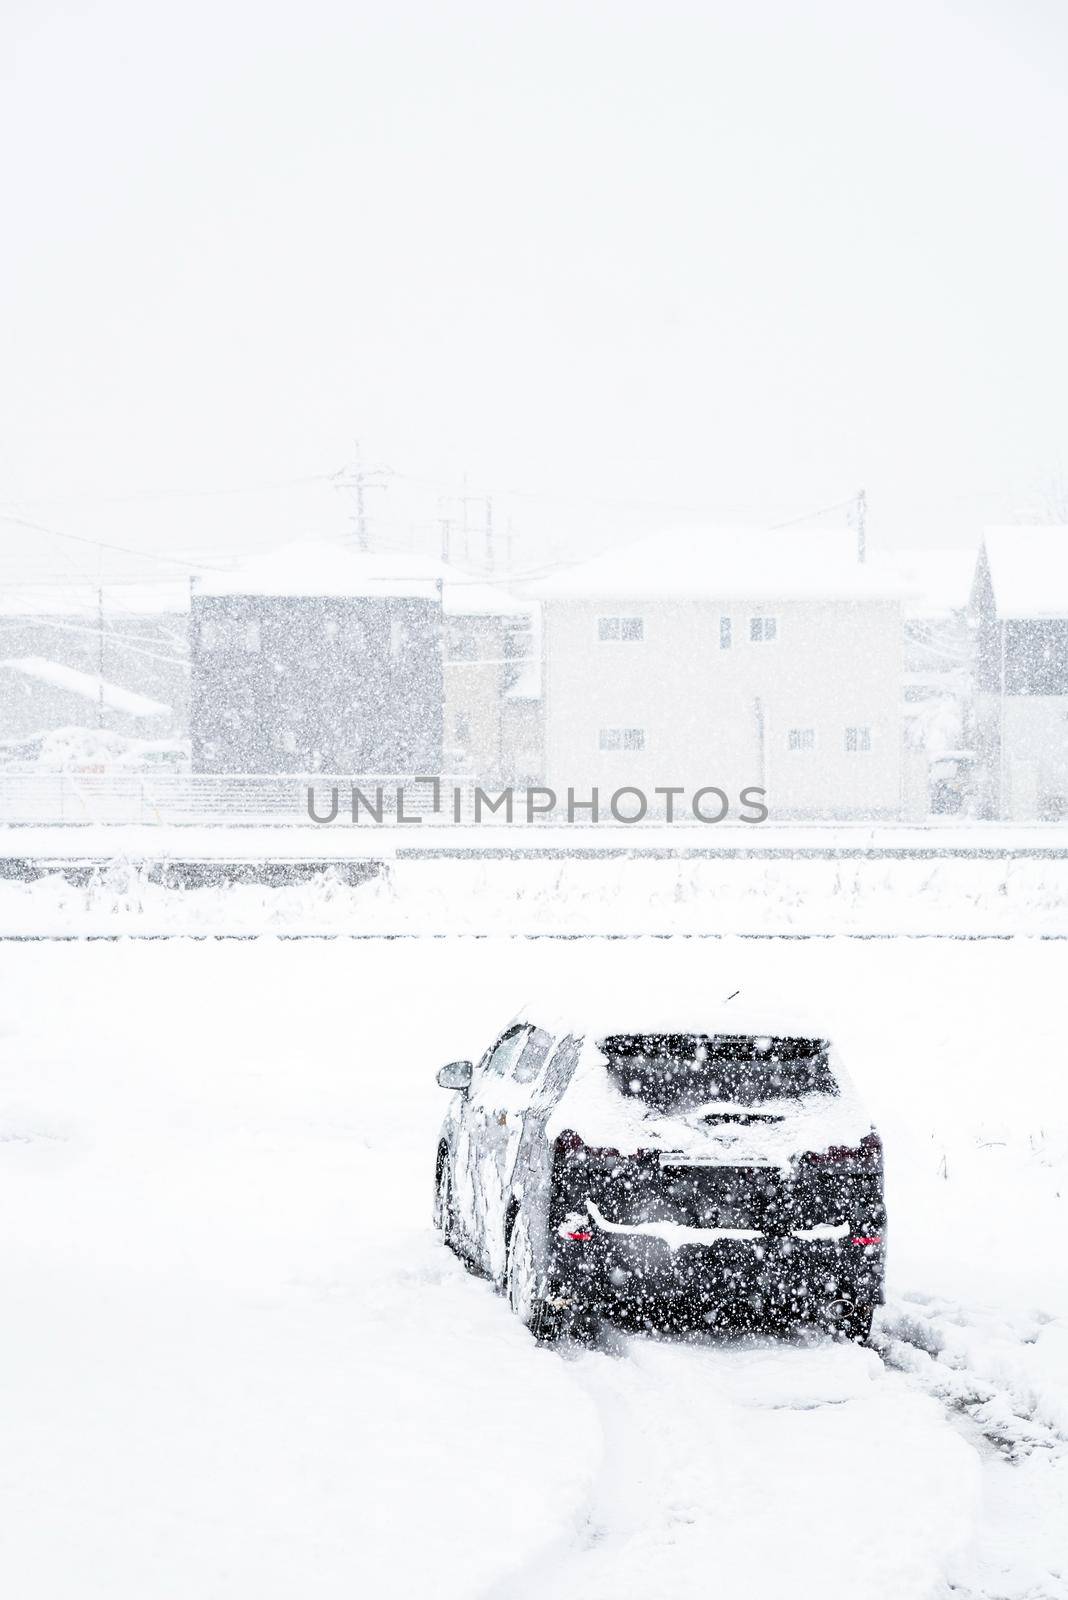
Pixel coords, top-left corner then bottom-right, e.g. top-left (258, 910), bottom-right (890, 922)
top-left (971, 527), bottom-right (1068, 820)
top-left (191, 545), bottom-right (443, 774)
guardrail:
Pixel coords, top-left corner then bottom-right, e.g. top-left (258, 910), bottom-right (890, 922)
top-left (0, 774), bottom-right (471, 827)
top-left (2, 774), bottom-right (1065, 841)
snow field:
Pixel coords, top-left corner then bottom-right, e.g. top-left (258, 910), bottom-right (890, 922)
top-left (0, 936), bottom-right (1065, 1597)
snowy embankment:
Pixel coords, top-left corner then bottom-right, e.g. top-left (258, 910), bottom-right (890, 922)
top-left (3, 852), bottom-right (1068, 935)
top-left (0, 937), bottom-right (1065, 1598)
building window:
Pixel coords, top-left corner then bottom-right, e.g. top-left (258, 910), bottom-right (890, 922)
top-left (720, 616), bottom-right (732, 650)
top-left (749, 616), bottom-right (777, 643)
top-left (845, 726), bottom-right (872, 752)
top-left (787, 728), bottom-right (815, 751)
top-left (599, 727), bottom-right (645, 751)
top-left (598, 616), bottom-right (644, 641)
top-left (243, 620), bottom-right (261, 653)
top-left (448, 632), bottom-right (477, 661)
top-left (454, 712), bottom-right (471, 743)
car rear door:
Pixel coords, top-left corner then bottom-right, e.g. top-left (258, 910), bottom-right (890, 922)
top-left (522, 1034), bottom-right (583, 1279)
top-left (488, 1027), bottom-right (554, 1264)
top-left (457, 1025), bottom-right (530, 1272)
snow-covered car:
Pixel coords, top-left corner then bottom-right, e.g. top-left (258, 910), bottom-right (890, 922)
top-left (433, 1003), bottom-right (885, 1342)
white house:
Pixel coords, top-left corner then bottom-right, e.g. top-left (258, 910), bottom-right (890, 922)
top-left (0, 579), bottom-right (190, 739)
top-left (526, 528), bottom-right (908, 822)
top-left (971, 527), bottom-right (1068, 820)
top-left (0, 656), bottom-right (173, 742)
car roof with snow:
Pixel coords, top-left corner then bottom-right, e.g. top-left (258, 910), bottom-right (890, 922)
top-left (513, 995), bottom-right (834, 1046)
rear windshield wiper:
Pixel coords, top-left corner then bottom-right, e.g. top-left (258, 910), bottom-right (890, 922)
top-left (700, 1111), bottom-right (786, 1126)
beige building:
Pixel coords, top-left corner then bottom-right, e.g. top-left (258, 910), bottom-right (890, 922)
top-left (527, 529), bottom-right (908, 821)
top-left (442, 582), bottom-right (534, 782)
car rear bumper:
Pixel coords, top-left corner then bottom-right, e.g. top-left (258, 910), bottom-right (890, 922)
top-left (553, 1225), bottom-right (885, 1314)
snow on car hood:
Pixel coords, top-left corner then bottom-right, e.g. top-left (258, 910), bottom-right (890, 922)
top-left (546, 1039), bottom-right (873, 1172)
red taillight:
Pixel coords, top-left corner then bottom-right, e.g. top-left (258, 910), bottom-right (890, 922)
top-left (556, 1129), bottom-right (621, 1161)
top-left (851, 1235), bottom-right (882, 1246)
top-left (566, 1230), bottom-right (593, 1242)
top-left (805, 1132), bottom-right (882, 1169)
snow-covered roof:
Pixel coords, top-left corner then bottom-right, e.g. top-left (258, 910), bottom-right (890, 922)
top-left (867, 547), bottom-right (976, 619)
top-left (524, 527), bottom-right (905, 603)
top-left (981, 527), bottom-right (1068, 619)
top-left (195, 540), bottom-right (532, 615)
top-left (441, 580), bottom-right (532, 619)
top-left (195, 542), bottom-right (440, 600)
top-left (0, 657), bottom-right (171, 718)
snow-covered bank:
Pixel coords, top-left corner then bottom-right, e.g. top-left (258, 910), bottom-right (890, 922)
top-left (0, 937), bottom-right (1064, 1597)
top-left (3, 853), bottom-right (1068, 936)
top-left (2, 822), bottom-right (1067, 860)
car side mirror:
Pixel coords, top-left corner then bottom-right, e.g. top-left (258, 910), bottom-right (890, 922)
top-left (436, 1059), bottom-right (473, 1091)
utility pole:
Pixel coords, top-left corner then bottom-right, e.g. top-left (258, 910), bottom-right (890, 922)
top-left (338, 441), bottom-right (388, 552)
top-left (460, 473), bottom-right (472, 564)
top-left (855, 488), bottom-right (867, 564)
top-left (484, 496), bottom-right (494, 573)
top-left (355, 465), bottom-right (367, 551)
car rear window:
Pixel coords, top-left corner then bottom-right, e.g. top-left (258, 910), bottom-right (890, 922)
top-left (598, 1034), bottom-right (837, 1110)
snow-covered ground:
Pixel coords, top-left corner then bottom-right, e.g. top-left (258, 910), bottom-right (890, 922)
top-left (4, 853), bottom-right (1068, 936)
top-left (1, 936), bottom-right (1065, 1598)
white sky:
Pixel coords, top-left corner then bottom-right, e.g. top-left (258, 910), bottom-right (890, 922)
top-left (2, 0), bottom-right (1067, 581)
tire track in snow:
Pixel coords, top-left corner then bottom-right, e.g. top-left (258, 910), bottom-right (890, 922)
top-left (874, 1295), bottom-right (1068, 1461)
top-left (871, 1296), bottom-right (1068, 1600)
top-left (482, 1327), bottom-right (979, 1600)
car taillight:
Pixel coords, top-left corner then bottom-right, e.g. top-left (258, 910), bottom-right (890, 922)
top-left (851, 1235), bottom-right (882, 1246)
top-left (556, 1129), bottom-right (622, 1162)
top-left (557, 1210), bottom-right (594, 1242)
top-left (805, 1131), bottom-right (882, 1170)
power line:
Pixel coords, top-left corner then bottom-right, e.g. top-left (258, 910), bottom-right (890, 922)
top-left (0, 511), bottom-right (231, 572)
top-left (0, 470), bottom-right (336, 511)
top-left (769, 495), bottom-right (857, 531)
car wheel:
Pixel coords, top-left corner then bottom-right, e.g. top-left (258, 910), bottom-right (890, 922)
top-left (506, 1212), bottom-right (559, 1343)
top-left (434, 1152), bottom-right (459, 1252)
top-left (842, 1302), bottom-right (875, 1341)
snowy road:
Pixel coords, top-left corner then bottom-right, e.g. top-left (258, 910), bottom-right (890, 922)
top-left (1, 937), bottom-right (1065, 1597)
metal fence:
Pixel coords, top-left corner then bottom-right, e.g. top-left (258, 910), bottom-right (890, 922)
top-left (0, 773), bottom-right (470, 827)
